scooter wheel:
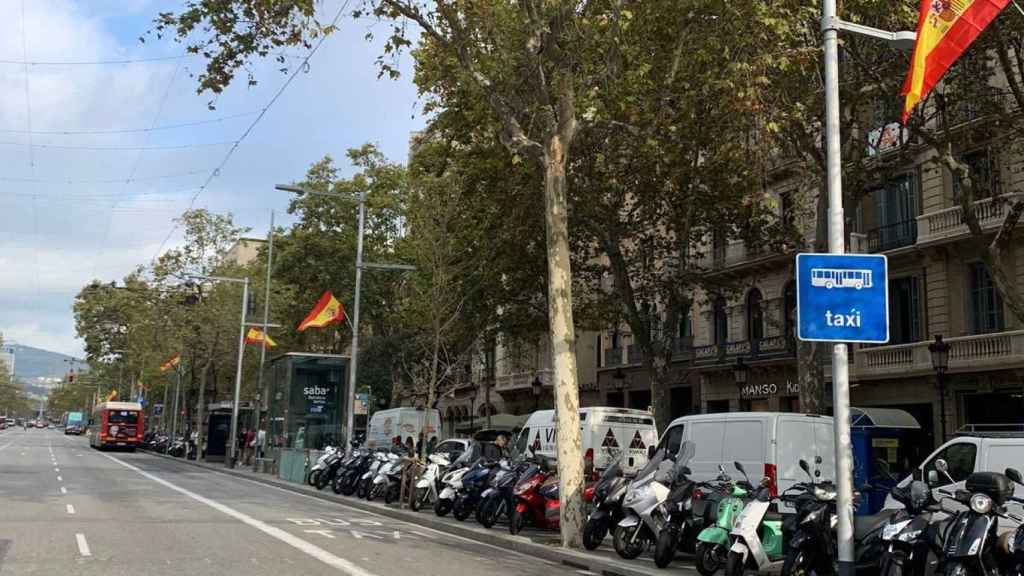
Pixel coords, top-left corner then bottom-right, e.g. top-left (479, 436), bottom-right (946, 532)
top-left (725, 550), bottom-right (745, 576)
top-left (331, 476), bottom-right (344, 495)
top-left (613, 524), bottom-right (646, 560)
top-left (509, 506), bottom-right (526, 535)
top-left (434, 498), bottom-right (453, 517)
top-left (315, 472), bottom-right (331, 491)
top-left (356, 479), bottom-right (369, 499)
top-left (366, 484), bottom-right (379, 501)
top-left (654, 527), bottom-right (678, 568)
top-left (341, 478), bottom-right (357, 497)
top-left (452, 496), bottom-right (472, 521)
top-left (782, 548), bottom-right (820, 576)
top-left (410, 487), bottom-right (427, 512)
top-left (582, 517), bottom-right (608, 550)
top-left (695, 543), bottom-right (724, 576)
top-left (478, 497), bottom-right (502, 529)
top-left (384, 484), bottom-right (400, 505)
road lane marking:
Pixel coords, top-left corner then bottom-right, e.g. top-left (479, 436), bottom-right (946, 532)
top-left (101, 453), bottom-right (378, 576)
top-left (67, 504), bottom-right (76, 514)
top-left (60, 487), bottom-right (67, 494)
top-left (75, 533), bottom-right (91, 557)
top-left (57, 475), bottom-right (63, 481)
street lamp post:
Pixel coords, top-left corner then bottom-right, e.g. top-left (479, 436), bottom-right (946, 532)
top-left (733, 357), bottom-right (750, 390)
top-left (929, 335), bottom-right (951, 441)
top-left (612, 367), bottom-right (626, 408)
top-left (820, 5), bottom-right (914, 575)
top-left (531, 376), bottom-right (543, 411)
top-left (277, 184), bottom-right (414, 455)
top-left (188, 273), bottom-right (249, 468)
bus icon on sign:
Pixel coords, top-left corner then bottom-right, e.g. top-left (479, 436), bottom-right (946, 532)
top-left (810, 268), bottom-right (873, 290)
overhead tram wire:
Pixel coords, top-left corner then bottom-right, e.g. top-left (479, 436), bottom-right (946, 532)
top-left (0, 55), bottom-right (186, 66)
top-left (150, 0), bottom-right (352, 262)
top-left (19, 0), bottom-right (42, 318)
top-left (0, 111), bottom-right (261, 135)
top-left (0, 140), bottom-right (238, 151)
top-left (0, 168), bottom-right (213, 184)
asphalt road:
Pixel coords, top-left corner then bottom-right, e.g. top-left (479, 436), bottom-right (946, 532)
top-left (0, 428), bottom-right (597, 576)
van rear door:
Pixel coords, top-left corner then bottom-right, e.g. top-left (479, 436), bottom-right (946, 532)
top-left (687, 420), bottom-right (726, 482)
top-left (595, 413), bottom-right (656, 474)
top-left (724, 418), bottom-right (767, 486)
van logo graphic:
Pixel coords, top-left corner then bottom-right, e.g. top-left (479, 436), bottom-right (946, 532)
top-left (531, 432), bottom-right (542, 452)
top-left (601, 429), bottom-right (619, 448)
top-left (629, 431), bottom-right (646, 450)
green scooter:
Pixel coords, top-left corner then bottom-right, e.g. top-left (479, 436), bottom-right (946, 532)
top-left (723, 461), bottom-right (786, 576)
top-left (694, 464), bottom-right (755, 576)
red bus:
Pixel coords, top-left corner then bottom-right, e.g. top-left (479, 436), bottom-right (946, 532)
top-left (89, 401), bottom-right (144, 451)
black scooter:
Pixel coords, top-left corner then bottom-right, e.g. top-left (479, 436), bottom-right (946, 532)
top-left (653, 461), bottom-right (718, 568)
top-left (878, 479), bottom-right (943, 576)
top-left (583, 456), bottom-right (631, 550)
top-left (1001, 468), bottom-right (1024, 576)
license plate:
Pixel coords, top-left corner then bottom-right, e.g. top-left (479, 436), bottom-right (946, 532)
top-left (117, 443), bottom-right (126, 446)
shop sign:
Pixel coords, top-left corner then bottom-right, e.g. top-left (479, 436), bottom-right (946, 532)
top-left (739, 380), bottom-right (800, 399)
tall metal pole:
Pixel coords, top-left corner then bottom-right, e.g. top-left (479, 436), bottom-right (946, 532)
top-left (345, 193), bottom-right (366, 455)
top-left (161, 377), bottom-right (169, 432)
top-left (171, 365), bottom-right (181, 441)
top-left (228, 279), bottom-right (250, 467)
top-left (254, 211), bottom-right (275, 471)
top-left (822, 3), bottom-right (855, 576)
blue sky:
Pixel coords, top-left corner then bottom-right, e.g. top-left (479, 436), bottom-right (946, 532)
top-left (0, 0), bottom-right (425, 356)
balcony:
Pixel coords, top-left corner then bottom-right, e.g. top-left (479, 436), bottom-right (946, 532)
top-left (866, 219), bottom-right (917, 253)
top-left (854, 330), bottom-right (1024, 379)
top-left (916, 197), bottom-right (1009, 246)
top-left (691, 335), bottom-right (796, 366)
top-left (702, 241), bottom-right (788, 273)
top-left (494, 369), bottom-right (553, 391)
top-left (603, 348), bottom-right (624, 368)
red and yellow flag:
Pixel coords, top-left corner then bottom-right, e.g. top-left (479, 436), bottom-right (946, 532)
top-left (902, 0), bottom-right (1009, 122)
top-left (106, 389), bottom-right (118, 401)
top-left (297, 291), bottom-right (346, 332)
top-left (245, 327), bottom-right (277, 348)
top-left (159, 354), bottom-right (180, 372)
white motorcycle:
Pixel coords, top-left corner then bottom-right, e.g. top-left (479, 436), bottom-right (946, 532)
top-left (614, 441), bottom-right (696, 560)
top-left (306, 445), bottom-right (340, 487)
top-left (435, 459), bottom-right (474, 517)
top-left (412, 452), bottom-right (451, 511)
top-left (369, 451), bottom-right (405, 502)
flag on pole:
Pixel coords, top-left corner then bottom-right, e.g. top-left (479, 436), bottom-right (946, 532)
top-left (160, 354), bottom-right (180, 372)
top-left (297, 291), bottom-right (346, 332)
top-left (106, 389), bottom-right (118, 401)
top-left (245, 327), bottom-right (277, 348)
top-left (902, 0), bottom-right (1010, 122)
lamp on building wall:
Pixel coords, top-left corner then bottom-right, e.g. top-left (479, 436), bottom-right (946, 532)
top-left (612, 367), bottom-right (627, 408)
top-left (733, 357), bottom-right (750, 390)
top-left (531, 376), bottom-right (543, 410)
top-left (929, 334), bottom-right (950, 441)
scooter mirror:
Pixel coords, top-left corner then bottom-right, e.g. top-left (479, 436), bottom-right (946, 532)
top-left (935, 459), bottom-right (949, 474)
top-left (734, 461), bottom-right (746, 475)
top-left (648, 445), bottom-right (657, 460)
top-left (799, 459), bottom-right (812, 478)
top-left (1006, 468), bottom-right (1023, 485)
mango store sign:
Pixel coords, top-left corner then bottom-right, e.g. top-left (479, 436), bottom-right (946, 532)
top-left (739, 380), bottom-right (800, 399)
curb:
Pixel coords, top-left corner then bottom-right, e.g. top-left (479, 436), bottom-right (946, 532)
top-left (143, 450), bottom-right (691, 576)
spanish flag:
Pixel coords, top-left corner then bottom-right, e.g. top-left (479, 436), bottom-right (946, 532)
top-left (106, 389), bottom-right (118, 401)
top-left (297, 291), bottom-right (346, 332)
top-left (159, 354), bottom-right (180, 372)
top-left (245, 327), bottom-right (277, 348)
top-left (902, 0), bottom-right (1009, 122)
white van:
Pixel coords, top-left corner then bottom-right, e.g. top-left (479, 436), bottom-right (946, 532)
top-left (365, 408), bottom-right (441, 450)
top-left (659, 412), bottom-right (837, 508)
top-left (884, 431), bottom-right (1024, 515)
top-left (516, 407), bottom-right (658, 475)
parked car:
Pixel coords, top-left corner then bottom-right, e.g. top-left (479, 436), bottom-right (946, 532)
top-left (659, 412), bottom-right (836, 511)
top-left (516, 407), bottom-right (658, 476)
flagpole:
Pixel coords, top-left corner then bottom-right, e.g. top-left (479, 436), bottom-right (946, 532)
top-left (228, 278), bottom-right (250, 468)
top-left (254, 210), bottom-right (275, 471)
top-left (171, 361), bottom-right (181, 444)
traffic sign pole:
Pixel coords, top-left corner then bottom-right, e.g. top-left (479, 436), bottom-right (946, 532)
top-left (823, 0), bottom-right (855, 574)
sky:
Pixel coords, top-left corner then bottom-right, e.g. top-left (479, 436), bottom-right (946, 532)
top-left (0, 0), bottom-right (425, 357)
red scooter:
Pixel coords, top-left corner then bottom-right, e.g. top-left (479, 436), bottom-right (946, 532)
top-left (510, 458), bottom-right (560, 535)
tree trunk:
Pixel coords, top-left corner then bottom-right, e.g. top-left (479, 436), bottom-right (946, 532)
top-left (195, 359), bottom-right (211, 461)
top-left (543, 135), bottom-right (585, 549)
top-left (643, 352), bottom-right (673, 433)
top-left (797, 181), bottom-right (829, 414)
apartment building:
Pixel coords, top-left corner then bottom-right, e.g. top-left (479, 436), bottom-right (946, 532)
top-left (594, 115), bottom-right (1024, 452)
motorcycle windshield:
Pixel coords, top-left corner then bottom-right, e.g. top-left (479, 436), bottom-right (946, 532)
top-left (942, 512), bottom-right (993, 559)
top-left (595, 453), bottom-right (625, 493)
top-left (633, 448), bottom-right (667, 487)
top-left (515, 464), bottom-right (541, 490)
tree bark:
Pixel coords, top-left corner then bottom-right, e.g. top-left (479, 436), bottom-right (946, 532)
top-left (543, 134), bottom-right (585, 549)
top-left (195, 358), bottom-right (211, 461)
top-left (797, 181), bottom-right (829, 414)
top-left (642, 351), bottom-right (673, 432)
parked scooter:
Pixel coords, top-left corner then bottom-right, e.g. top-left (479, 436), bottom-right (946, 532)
top-left (934, 459), bottom-right (1023, 576)
top-left (1001, 468), bottom-right (1024, 576)
top-left (307, 445), bottom-right (340, 487)
top-left (877, 479), bottom-right (942, 576)
top-left (357, 450), bottom-right (389, 499)
top-left (452, 458), bottom-right (504, 521)
top-left (583, 453), bottom-right (632, 550)
top-left (436, 449), bottom-right (476, 517)
top-left (315, 447), bottom-right (345, 491)
top-left (509, 457), bottom-right (560, 535)
top-left (368, 450), bottom-right (403, 501)
top-left (654, 460), bottom-right (721, 569)
top-left (412, 451), bottom-right (451, 511)
top-left (478, 459), bottom-right (531, 528)
top-left (614, 442), bottom-right (692, 560)
top-left (723, 462), bottom-right (785, 576)
top-left (333, 449), bottom-right (371, 496)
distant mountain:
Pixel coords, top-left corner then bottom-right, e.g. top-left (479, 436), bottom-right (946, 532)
top-left (5, 344), bottom-right (83, 381)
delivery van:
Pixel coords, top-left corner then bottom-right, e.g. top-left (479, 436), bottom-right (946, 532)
top-left (659, 412), bottom-right (836, 508)
top-left (515, 407), bottom-right (658, 475)
top-left (365, 408), bottom-right (441, 450)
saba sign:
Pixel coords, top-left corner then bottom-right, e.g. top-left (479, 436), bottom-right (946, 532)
top-left (796, 253), bottom-right (889, 344)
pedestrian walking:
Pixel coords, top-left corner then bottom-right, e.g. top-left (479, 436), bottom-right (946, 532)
top-left (245, 428), bottom-right (256, 465)
top-left (255, 424), bottom-right (267, 460)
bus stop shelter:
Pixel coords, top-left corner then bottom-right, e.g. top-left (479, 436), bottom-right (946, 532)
top-left (263, 352), bottom-right (349, 483)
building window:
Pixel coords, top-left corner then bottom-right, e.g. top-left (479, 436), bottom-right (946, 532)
top-left (889, 276), bottom-right (922, 345)
top-left (783, 282), bottom-right (796, 342)
top-left (780, 191), bottom-right (796, 230)
top-left (611, 329), bottom-right (620, 350)
top-left (969, 263), bottom-right (1005, 334)
top-left (746, 289), bottom-right (764, 342)
top-left (678, 307), bottom-right (692, 339)
top-left (870, 172), bottom-right (919, 252)
top-left (953, 148), bottom-right (1000, 201)
top-left (712, 228), bottom-right (727, 267)
top-left (713, 296), bottom-right (728, 345)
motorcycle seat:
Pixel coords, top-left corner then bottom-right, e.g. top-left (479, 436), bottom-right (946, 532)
top-left (854, 512), bottom-right (891, 540)
top-left (763, 510), bottom-right (784, 523)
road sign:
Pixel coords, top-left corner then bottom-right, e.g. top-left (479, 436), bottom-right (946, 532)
top-left (796, 253), bottom-right (889, 343)
top-left (153, 403), bottom-right (163, 416)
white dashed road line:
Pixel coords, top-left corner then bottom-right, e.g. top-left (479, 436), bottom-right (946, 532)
top-left (60, 486), bottom-right (67, 494)
top-left (57, 475), bottom-right (63, 482)
top-left (75, 533), bottom-right (92, 557)
top-left (67, 504), bottom-right (76, 515)
top-left (101, 452), bottom-right (379, 576)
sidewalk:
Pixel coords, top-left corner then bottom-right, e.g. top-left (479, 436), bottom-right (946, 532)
top-left (146, 451), bottom-right (697, 576)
